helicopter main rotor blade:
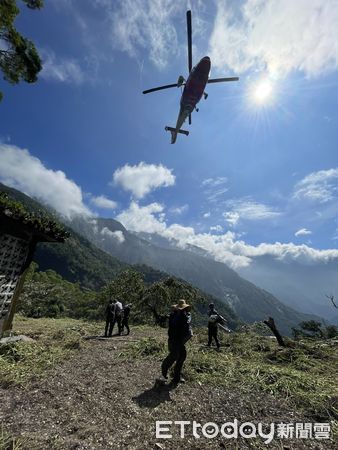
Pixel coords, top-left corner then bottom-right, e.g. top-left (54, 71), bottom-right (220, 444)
top-left (189, 114), bottom-right (191, 125)
top-left (207, 77), bottom-right (239, 84)
top-left (142, 83), bottom-right (178, 94)
top-left (187, 10), bottom-right (192, 73)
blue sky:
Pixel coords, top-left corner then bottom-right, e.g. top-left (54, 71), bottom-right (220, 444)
top-left (1, 0), bottom-right (338, 270)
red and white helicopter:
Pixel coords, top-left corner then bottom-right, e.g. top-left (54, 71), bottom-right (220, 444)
top-left (142, 10), bottom-right (239, 144)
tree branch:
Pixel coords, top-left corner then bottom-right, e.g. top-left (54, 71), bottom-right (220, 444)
top-left (326, 294), bottom-right (338, 309)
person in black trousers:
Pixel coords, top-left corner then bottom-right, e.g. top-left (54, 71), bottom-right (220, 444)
top-left (161, 299), bottom-right (192, 384)
top-left (104, 299), bottom-right (115, 337)
top-left (121, 303), bottom-right (132, 335)
top-left (207, 303), bottom-right (221, 349)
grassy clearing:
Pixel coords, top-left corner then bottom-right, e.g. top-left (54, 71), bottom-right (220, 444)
top-left (120, 326), bottom-right (338, 429)
top-left (118, 336), bottom-right (166, 359)
top-left (0, 315), bottom-right (101, 387)
top-left (192, 330), bottom-right (338, 426)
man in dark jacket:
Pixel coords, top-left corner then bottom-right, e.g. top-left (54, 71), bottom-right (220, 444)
top-left (207, 303), bottom-right (221, 349)
top-left (104, 299), bottom-right (115, 337)
top-left (161, 299), bottom-right (192, 384)
top-left (121, 303), bottom-right (132, 335)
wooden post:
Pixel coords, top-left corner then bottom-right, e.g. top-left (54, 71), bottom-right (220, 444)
top-left (263, 317), bottom-right (286, 347)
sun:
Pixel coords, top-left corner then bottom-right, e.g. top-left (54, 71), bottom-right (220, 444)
top-left (250, 78), bottom-right (274, 106)
top-left (254, 80), bottom-right (272, 102)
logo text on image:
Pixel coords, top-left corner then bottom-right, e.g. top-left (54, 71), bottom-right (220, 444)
top-left (155, 420), bottom-right (331, 443)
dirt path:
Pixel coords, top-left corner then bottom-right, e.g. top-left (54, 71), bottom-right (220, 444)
top-left (0, 328), bottom-right (334, 449)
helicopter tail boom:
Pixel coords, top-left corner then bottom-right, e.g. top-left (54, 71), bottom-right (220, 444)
top-left (165, 126), bottom-right (189, 144)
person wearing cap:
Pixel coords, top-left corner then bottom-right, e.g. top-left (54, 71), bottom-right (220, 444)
top-left (161, 299), bottom-right (193, 384)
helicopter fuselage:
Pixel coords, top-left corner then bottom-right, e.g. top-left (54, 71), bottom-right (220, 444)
top-left (182, 56), bottom-right (211, 112)
top-left (175, 56), bottom-right (211, 129)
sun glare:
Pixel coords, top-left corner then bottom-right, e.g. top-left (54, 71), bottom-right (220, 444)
top-left (253, 79), bottom-right (273, 104)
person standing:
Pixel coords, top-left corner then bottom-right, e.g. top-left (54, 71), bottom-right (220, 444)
top-left (104, 299), bottom-right (115, 337)
top-left (207, 303), bottom-right (221, 349)
top-left (112, 298), bottom-right (123, 335)
top-left (121, 303), bottom-right (132, 335)
top-left (161, 299), bottom-right (192, 384)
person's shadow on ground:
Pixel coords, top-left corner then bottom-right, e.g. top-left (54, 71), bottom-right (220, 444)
top-left (132, 379), bottom-right (177, 408)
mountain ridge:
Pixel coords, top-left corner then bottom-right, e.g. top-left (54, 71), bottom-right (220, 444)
top-left (69, 215), bottom-right (325, 334)
top-left (0, 182), bottom-right (326, 334)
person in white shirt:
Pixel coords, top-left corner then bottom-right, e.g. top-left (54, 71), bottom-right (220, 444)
top-left (112, 299), bottom-right (123, 335)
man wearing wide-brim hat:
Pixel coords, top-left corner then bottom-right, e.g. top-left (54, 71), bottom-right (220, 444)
top-left (161, 299), bottom-right (193, 384)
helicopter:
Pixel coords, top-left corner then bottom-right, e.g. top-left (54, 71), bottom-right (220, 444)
top-left (142, 10), bottom-right (239, 144)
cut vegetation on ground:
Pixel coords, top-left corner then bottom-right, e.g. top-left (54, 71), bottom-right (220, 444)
top-left (0, 317), bottom-right (337, 449)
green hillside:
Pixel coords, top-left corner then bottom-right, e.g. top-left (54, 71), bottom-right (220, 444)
top-left (35, 230), bottom-right (128, 290)
top-left (0, 182), bottom-right (128, 289)
top-left (0, 184), bottom-right (240, 327)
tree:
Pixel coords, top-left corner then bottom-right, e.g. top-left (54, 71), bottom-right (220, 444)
top-left (300, 320), bottom-right (324, 338)
top-left (19, 281), bottom-right (68, 317)
top-left (291, 320), bottom-right (338, 340)
top-left (141, 282), bottom-right (171, 326)
top-left (0, 0), bottom-right (43, 101)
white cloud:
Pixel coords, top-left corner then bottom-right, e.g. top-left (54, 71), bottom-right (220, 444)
top-left (40, 49), bottom-right (85, 84)
top-left (203, 212), bottom-right (211, 218)
top-left (169, 204), bottom-right (188, 215)
top-left (116, 200), bottom-right (338, 269)
top-left (0, 144), bottom-right (91, 218)
top-left (209, 0), bottom-right (338, 77)
top-left (295, 228), bottom-right (312, 237)
top-left (223, 199), bottom-right (281, 225)
top-left (223, 211), bottom-right (240, 227)
top-left (293, 168), bottom-right (338, 203)
top-left (112, 230), bottom-right (125, 243)
top-left (116, 201), bottom-right (166, 234)
top-left (210, 225), bottom-right (223, 232)
top-left (101, 227), bottom-right (125, 243)
top-left (202, 177), bottom-right (228, 187)
top-left (90, 195), bottom-right (117, 210)
top-left (113, 162), bottom-right (175, 199)
top-left (108, 0), bottom-right (182, 69)
top-left (89, 219), bottom-right (99, 234)
top-left (202, 177), bottom-right (229, 203)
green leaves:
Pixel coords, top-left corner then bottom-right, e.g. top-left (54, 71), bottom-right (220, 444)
top-left (0, 0), bottom-right (43, 101)
top-left (0, 192), bottom-right (69, 241)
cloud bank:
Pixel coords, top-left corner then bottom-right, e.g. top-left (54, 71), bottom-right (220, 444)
top-left (116, 200), bottom-right (338, 269)
top-left (0, 144), bottom-right (91, 217)
top-left (209, 0), bottom-right (338, 77)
